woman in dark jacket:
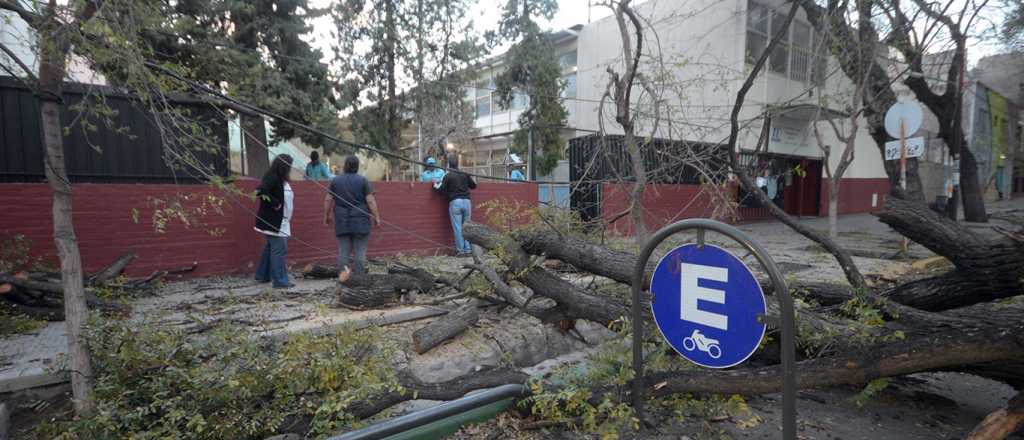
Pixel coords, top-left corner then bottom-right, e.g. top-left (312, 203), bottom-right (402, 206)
top-left (323, 155), bottom-right (380, 274)
top-left (255, 154), bottom-right (295, 288)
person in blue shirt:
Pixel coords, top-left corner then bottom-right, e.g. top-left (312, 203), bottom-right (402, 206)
top-left (304, 150), bottom-right (334, 181)
top-left (509, 163), bottom-right (526, 181)
top-left (420, 157), bottom-right (445, 185)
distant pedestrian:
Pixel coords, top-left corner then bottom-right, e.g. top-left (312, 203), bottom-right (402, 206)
top-left (255, 154), bottom-right (295, 289)
top-left (325, 155), bottom-right (381, 274)
top-left (435, 156), bottom-right (476, 256)
top-left (509, 163), bottom-right (526, 181)
top-left (420, 157), bottom-right (446, 186)
top-left (304, 150), bottom-right (334, 181)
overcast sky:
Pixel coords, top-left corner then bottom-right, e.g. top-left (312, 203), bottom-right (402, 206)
top-left (308, 0), bottom-right (612, 64)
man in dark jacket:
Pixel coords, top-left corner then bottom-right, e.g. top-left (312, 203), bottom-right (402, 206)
top-left (435, 156), bottom-right (476, 256)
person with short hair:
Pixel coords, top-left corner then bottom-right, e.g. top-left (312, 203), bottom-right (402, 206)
top-left (509, 163), bottom-right (526, 181)
top-left (255, 154), bottom-right (295, 289)
top-left (304, 150), bottom-right (334, 181)
top-left (325, 155), bottom-right (381, 274)
top-left (420, 156), bottom-right (446, 184)
top-left (434, 156), bottom-right (476, 256)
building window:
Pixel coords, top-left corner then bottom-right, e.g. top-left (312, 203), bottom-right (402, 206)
top-left (747, 0), bottom-right (823, 83)
top-left (512, 90), bottom-right (529, 110)
top-left (790, 21), bottom-right (811, 82)
top-left (561, 73), bottom-right (577, 99)
top-left (745, 1), bottom-right (769, 65)
top-left (559, 51), bottom-right (577, 70)
top-left (769, 11), bottom-right (789, 75)
top-left (475, 80), bottom-right (490, 118)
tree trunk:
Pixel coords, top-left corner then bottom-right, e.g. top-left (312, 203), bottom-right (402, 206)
top-left (242, 113), bottom-right (269, 177)
top-left (960, 147), bottom-right (989, 222)
top-left (966, 393), bottom-right (1024, 440)
top-left (86, 254), bottom-right (136, 286)
top-left (625, 130), bottom-right (648, 247)
top-left (828, 182), bottom-right (839, 239)
top-left (463, 223), bottom-right (628, 326)
top-left (38, 30), bottom-right (95, 415)
top-left (333, 272), bottom-right (435, 309)
top-left (411, 303), bottom-right (479, 354)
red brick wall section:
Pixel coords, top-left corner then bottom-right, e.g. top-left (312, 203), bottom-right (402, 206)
top-left (817, 178), bottom-right (891, 216)
top-left (0, 180), bottom-right (537, 278)
top-left (601, 183), bottom-right (719, 236)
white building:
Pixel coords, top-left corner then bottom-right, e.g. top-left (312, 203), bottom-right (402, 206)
top-left (462, 0), bottom-right (892, 217)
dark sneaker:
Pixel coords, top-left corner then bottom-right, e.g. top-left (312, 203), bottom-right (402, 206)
top-left (273, 283), bottom-right (296, 289)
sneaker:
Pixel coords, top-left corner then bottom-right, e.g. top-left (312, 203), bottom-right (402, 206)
top-left (273, 283), bottom-right (296, 289)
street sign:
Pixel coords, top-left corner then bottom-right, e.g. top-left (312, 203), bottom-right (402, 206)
top-left (884, 101), bottom-right (923, 139)
top-left (885, 136), bottom-right (925, 160)
top-left (650, 243), bottom-right (767, 369)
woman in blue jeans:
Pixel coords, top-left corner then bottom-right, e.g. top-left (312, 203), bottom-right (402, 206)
top-left (324, 155), bottom-right (381, 274)
top-left (255, 154), bottom-right (295, 288)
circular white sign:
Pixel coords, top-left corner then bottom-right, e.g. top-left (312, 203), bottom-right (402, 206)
top-left (884, 101), bottom-right (923, 139)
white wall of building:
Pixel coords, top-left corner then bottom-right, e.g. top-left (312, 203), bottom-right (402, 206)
top-left (1, 10), bottom-right (106, 85)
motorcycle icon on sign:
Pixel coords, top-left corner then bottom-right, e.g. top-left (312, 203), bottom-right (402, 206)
top-left (682, 329), bottom-right (722, 359)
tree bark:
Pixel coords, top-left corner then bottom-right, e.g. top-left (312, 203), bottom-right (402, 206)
top-left (959, 147), bottom-right (989, 222)
top-left (642, 305), bottom-right (1024, 397)
top-left (828, 183), bottom-right (839, 239)
top-left (241, 113), bottom-right (270, 177)
top-left (411, 303), bottom-right (479, 354)
top-left (86, 254), bottom-right (136, 286)
top-left (37, 13), bottom-right (95, 414)
top-left (333, 272), bottom-right (435, 309)
top-left (463, 223), bottom-right (628, 326)
top-left (966, 393), bottom-right (1024, 440)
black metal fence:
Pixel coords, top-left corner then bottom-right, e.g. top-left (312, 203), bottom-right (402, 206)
top-left (567, 134), bottom-right (727, 222)
top-left (0, 77), bottom-right (228, 183)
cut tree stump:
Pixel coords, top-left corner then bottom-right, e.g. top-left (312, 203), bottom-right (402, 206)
top-left (411, 303), bottom-right (479, 354)
top-left (334, 272), bottom-right (437, 309)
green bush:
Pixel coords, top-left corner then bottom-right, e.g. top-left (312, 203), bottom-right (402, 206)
top-left (36, 319), bottom-right (400, 439)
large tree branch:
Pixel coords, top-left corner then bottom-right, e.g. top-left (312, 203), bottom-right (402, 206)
top-left (0, 41), bottom-right (38, 81)
top-left (0, 0), bottom-right (41, 27)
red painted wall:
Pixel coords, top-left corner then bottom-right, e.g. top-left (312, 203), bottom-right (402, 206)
top-left (0, 180), bottom-right (537, 278)
top-left (816, 178), bottom-right (890, 217)
top-left (600, 178), bottom-right (891, 237)
top-left (600, 183), bottom-right (772, 236)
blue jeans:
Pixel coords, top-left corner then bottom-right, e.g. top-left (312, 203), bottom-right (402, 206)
top-left (337, 233), bottom-right (369, 274)
top-left (449, 198), bottom-right (472, 254)
top-left (255, 235), bottom-right (289, 287)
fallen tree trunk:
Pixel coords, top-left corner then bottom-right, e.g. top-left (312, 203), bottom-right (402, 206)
top-left (463, 222), bottom-right (628, 327)
top-left (412, 303), bottom-right (479, 354)
top-left (86, 254), bottom-right (136, 286)
top-left (874, 196), bottom-right (1024, 310)
top-left (465, 263), bottom-right (569, 325)
top-left (967, 393), bottom-right (1024, 440)
top-left (0, 273), bottom-right (130, 317)
top-left (641, 304), bottom-right (1024, 397)
top-left (334, 272), bottom-right (437, 309)
top-left (301, 264), bottom-right (342, 279)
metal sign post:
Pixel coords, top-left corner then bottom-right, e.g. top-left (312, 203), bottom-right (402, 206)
top-left (899, 120), bottom-right (909, 256)
top-left (631, 219), bottom-right (796, 440)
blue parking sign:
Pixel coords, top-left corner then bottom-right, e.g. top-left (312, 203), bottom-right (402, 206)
top-left (650, 243), bottom-right (767, 369)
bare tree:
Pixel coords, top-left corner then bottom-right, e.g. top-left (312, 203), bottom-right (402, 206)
top-left (812, 81), bottom-right (867, 239)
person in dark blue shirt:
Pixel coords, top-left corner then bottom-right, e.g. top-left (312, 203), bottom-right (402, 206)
top-left (324, 156), bottom-right (380, 274)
